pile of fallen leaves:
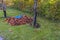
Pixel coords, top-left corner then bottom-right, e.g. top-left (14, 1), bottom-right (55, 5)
top-left (5, 15), bottom-right (33, 26)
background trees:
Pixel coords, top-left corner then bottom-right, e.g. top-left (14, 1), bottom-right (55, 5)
top-left (4, 0), bottom-right (60, 21)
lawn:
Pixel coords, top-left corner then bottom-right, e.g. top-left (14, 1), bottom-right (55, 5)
top-left (0, 8), bottom-right (60, 40)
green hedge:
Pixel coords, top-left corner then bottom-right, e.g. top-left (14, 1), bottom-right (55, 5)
top-left (37, 0), bottom-right (60, 21)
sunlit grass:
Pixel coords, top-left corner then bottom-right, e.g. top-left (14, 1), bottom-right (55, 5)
top-left (0, 8), bottom-right (60, 40)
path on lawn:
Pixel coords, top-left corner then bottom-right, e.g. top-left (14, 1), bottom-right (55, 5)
top-left (0, 8), bottom-right (60, 40)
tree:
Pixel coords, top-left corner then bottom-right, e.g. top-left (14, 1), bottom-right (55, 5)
top-left (33, 0), bottom-right (37, 27)
top-left (2, 0), bottom-right (7, 18)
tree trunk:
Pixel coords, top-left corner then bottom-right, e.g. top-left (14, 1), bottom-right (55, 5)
top-left (2, 0), bottom-right (7, 18)
top-left (33, 0), bottom-right (37, 26)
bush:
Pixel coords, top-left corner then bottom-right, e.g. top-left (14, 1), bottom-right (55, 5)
top-left (37, 0), bottom-right (60, 21)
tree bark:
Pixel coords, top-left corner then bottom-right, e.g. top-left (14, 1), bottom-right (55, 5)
top-left (33, 0), bottom-right (37, 26)
top-left (2, 0), bottom-right (7, 18)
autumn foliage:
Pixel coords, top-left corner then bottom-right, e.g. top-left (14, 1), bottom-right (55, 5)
top-left (5, 15), bottom-right (33, 26)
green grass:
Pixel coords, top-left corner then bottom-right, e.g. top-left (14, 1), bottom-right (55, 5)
top-left (0, 8), bottom-right (60, 40)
